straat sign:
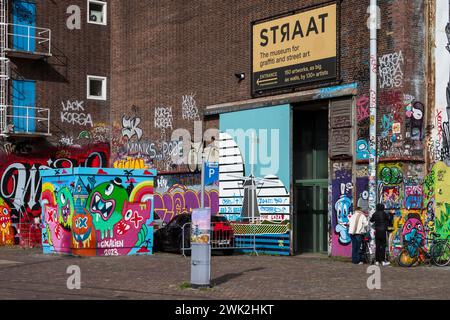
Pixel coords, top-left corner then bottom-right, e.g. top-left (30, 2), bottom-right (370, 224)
top-left (252, 3), bottom-right (337, 94)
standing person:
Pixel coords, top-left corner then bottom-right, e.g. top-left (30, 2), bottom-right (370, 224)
top-left (370, 203), bottom-right (391, 266)
top-left (349, 207), bottom-right (369, 265)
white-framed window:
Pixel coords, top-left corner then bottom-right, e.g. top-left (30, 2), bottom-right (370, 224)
top-left (87, 75), bottom-right (107, 100)
top-left (87, 0), bottom-right (107, 25)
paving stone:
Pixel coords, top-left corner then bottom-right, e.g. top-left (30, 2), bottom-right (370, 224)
top-left (0, 247), bottom-right (449, 299)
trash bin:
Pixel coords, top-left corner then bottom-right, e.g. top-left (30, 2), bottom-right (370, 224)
top-left (40, 167), bottom-right (156, 256)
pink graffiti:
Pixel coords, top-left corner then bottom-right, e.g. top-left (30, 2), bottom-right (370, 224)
top-left (154, 184), bottom-right (219, 222)
top-left (356, 95), bottom-right (370, 122)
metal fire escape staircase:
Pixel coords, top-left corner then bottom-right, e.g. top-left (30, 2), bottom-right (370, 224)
top-left (0, 0), bottom-right (51, 137)
top-left (0, 0), bottom-right (9, 135)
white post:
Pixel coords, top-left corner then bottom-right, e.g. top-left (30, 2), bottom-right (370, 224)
top-left (368, 0), bottom-right (378, 218)
top-left (200, 146), bottom-right (205, 209)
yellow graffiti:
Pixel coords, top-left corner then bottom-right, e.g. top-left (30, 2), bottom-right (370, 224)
top-left (113, 157), bottom-right (149, 169)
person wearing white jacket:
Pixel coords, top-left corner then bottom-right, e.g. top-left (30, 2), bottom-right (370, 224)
top-left (348, 207), bottom-right (370, 265)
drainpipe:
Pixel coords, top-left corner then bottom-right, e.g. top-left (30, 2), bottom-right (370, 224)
top-left (368, 1), bottom-right (378, 219)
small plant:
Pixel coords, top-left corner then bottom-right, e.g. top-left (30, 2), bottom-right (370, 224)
top-left (179, 282), bottom-right (190, 290)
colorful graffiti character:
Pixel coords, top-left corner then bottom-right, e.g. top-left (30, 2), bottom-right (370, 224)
top-left (71, 209), bottom-right (96, 256)
top-left (72, 209), bottom-right (95, 245)
top-left (356, 140), bottom-right (369, 160)
top-left (87, 178), bottom-right (129, 239)
top-left (335, 183), bottom-right (352, 245)
top-left (45, 204), bottom-right (72, 253)
top-left (0, 198), bottom-right (14, 245)
top-left (57, 187), bottom-right (75, 230)
top-left (99, 200), bottom-right (153, 255)
top-left (402, 213), bottom-right (425, 257)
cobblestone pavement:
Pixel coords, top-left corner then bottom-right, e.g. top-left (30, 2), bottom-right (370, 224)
top-left (0, 247), bottom-right (449, 300)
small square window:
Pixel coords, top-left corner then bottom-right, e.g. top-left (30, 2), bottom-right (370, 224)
top-left (87, 75), bottom-right (107, 100)
top-left (88, 0), bottom-right (107, 25)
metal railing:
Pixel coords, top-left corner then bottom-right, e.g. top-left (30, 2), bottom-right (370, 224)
top-left (0, 56), bottom-right (8, 79)
top-left (3, 23), bottom-right (51, 56)
top-left (1, 105), bottom-right (50, 135)
top-left (181, 222), bottom-right (257, 257)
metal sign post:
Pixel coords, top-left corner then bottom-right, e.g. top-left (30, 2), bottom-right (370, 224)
top-left (190, 153), bottom-right (212, 288)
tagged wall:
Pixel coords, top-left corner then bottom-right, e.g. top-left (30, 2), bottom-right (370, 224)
top-left (41, 168), bottom-right (156, 256)
top-left (331, 163), bottom-right (353, 257)
top-left (154, 173), bottom-right (219, 223)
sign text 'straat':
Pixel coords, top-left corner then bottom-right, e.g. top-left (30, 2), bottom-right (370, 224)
top-left (259, 13), bottom-right (329, 47)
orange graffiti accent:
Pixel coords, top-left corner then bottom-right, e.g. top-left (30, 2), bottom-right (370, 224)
top-left (113, 157), bottom-right (149, 169)
top-left (0, 198), bottom-right (14, 246)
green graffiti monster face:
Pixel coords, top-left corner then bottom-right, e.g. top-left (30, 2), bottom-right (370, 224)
top-left (57, 187), bottom-right (75, 229)
top-left (87, 178), bottom-right (129, 238)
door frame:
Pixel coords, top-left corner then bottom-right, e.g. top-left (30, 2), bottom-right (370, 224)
top-left (12, 0), bottom-right (37, 52)
top-left (12, 79), bottom-right (36, 133)
top-left (294, 179), bottom-right (328, 254)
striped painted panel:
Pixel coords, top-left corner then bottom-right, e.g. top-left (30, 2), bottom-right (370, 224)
top-left (235, 234), bottom-right (290, 256)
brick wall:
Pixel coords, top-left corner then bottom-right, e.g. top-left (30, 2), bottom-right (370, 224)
top-left (9, 0), bottom-right (111, 146)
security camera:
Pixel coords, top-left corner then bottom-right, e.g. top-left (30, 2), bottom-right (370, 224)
top-left (235, 73), bottom-right (245, 81)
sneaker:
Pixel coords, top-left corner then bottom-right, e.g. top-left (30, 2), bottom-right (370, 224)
top-left (382, 261), bottom-right (390, 266)
top-left (375, 262), bottom-right (380, 266)
top-left (358, 262), bottom-right (364, 265)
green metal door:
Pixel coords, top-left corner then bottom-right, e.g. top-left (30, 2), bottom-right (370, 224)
top-left (294, 108), bottom-right (328, 254)
top-left (296, 180), bottom-right (328, 253)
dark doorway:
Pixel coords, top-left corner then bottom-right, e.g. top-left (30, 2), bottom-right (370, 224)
top-left (293, 102), bottom-right (329, 254)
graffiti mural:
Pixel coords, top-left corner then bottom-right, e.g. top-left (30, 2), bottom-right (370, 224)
top-left (41, 168), bottom-right (156, 256)
top-left (378, 163), bottom-right (403, 209)
top-left (60, 100), bottom-right (94, 127)
top-left (379, 51), bottom-right (404, 89)
top-left (155, 183), bottom-right (219, 223)
top-left (0, 197), bottom-right (14, 245)
top-left (433, 1), bottom-right (450, 164)
top-left (0, 143), bottom-right (110, 245)
top-left (219, 105), bottom-right (291, 255)
top-left (432, 162), bottom-right (450, 240)
top-left (356, 176), bottom-right (369, 212)
top-left (332, 167), bottom-right (353, 256)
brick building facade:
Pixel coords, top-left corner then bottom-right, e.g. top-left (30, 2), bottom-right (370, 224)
top-left (0, 0), bottom-right (447, 258)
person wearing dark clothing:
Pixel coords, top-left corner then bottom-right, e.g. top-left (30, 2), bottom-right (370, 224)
top-left (370, 203), bottom-right (392, 266)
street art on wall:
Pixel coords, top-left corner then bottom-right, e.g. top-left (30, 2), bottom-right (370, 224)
top-left (217, 132), bottom-right (289, 221)
top-left (356, 176), bottom-right (369, 212)
top-left (376, 88), bottom-right (424, 159)
top-left (378, 163), bottom-right (403, 210)
top-left (379, 51), bottom-right (404, 89)
top-left (154, 183), bottom-right (219, 223)
top-left (219, 106), bottom-right (291, 223)
top-left (356, 95), bottom-right (370, 161)
top-left (219, 105), bottom-right (291, 255)
top-left (0, 197), bottom-right (14, 245)
top-left (402, 213), bottom-right (425, 246)
top-left (41, 168), bottom-right (156, 256)
top-left (432, 1), bottom-right (450, 164)
top-left (0, 143), bottom-right (110, 246)
top-left (432, 161), bottom-right (450, 241)
top-left (331, 165), bottom-right (353, 257)
top-left (60, 100), bottom-right (94, 127)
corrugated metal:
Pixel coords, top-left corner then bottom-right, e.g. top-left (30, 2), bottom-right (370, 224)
top-left (330, 98), bottom-right (353, 158)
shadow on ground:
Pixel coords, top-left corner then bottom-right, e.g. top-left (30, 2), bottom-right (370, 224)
top-left (212, 267), bottom-right (265, 286)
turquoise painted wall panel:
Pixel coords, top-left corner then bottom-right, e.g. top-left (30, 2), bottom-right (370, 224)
top-left (219, 104), bottom-right (291, 187)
